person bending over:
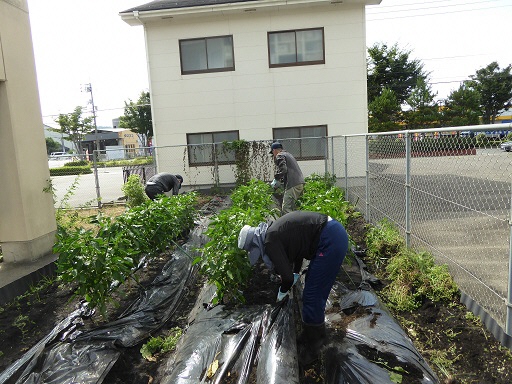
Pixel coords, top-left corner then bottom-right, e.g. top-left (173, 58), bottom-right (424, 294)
top-left (144, 173), bottom-right (183, 200)
top-left (238, 210), bottom-right (349, 364)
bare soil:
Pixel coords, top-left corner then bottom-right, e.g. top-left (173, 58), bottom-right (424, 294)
top-left (1, 202), bottom-right (512, 383)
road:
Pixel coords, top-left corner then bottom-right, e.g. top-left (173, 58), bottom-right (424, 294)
top-left (51, 167), bottom-right (125, 208)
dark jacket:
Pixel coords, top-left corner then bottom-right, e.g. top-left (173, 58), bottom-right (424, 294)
top-left (146, 173), bottom-right (180, 195)
top-left (274, 150), bottom-right (304, 189)
top-left (264, 211), bottom-right (328, 292)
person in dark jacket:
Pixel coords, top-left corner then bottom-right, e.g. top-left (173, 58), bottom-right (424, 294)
top-left (144, 173), bottom-right (183, 200)
top-left (270, 142), bottom-right (305, 214)
top-left (237, 211), bottom-right (349, 365)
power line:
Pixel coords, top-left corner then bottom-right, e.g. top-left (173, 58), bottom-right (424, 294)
top-left (367, 3), bottom-right (511, 21)
top-left (367, 0), bottom-right (504, 14)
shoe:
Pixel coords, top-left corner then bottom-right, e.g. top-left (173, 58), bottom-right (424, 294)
top-left (297, 322), bottom-right (326, 365)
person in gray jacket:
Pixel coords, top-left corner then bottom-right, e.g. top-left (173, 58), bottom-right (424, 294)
top-left (144, 173), bottom-right (183, 200)
top-left (270, 142), bottom-right (305, 214)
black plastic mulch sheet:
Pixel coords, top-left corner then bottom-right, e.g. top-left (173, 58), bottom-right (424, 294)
top-left (158, 256), bottom-right (439, 384)
top-left (158, 285), bottom-right (299, 384)
top-left (322, 283), bottom-right (439, 383)
top-left (0, 218), bottom-right (209, 384)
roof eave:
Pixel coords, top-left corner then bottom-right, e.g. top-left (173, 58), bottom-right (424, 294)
top-left (119, 0), bottom-right (381, 26)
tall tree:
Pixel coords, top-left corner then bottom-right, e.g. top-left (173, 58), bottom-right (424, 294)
top-left (53, 106), bottom-right (93, 154)
top-left (440, 83), bottom-right (481, 127)
top-left (367, 43), bottom-right (428, 106)
top-left (403, 78), bottom-right (440, 129)
top-left (368, 88), bottom-right (402, 133)
top-left (45, 137), bottom-right (62, 155)
top-left (119, 91), bottom-right (153, 147)
top-left (468, 62), bottom-right (512, 124)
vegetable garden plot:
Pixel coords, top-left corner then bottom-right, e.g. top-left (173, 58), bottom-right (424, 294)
top-left (0, 217), bottom-right (210, 384)
top-left (153, 255), bottom-right (439, 384)
top-left (1, 193), bottom-right (439, 383)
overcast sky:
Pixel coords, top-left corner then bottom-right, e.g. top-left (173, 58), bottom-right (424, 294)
top-left (27, 0), bottom-right (512, 128)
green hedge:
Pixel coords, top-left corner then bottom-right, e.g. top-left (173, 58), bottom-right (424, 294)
top-left (50, 166), bottom-right (92, 176)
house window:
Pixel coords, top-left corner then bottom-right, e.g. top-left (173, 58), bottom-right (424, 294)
top-left (268, 28), bottom-right (324, 67)
top-left (180, 35), bottom-right (235, 74)
top-left (187, 131), bottom-right (239, 166)
top-left (273, 125), bottom-right (327, 159)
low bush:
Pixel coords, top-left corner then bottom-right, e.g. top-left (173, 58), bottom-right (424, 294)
top-left (49, 166), bottom-right (92, 176)
top-left (365, 219), bottom-right (405, 269)
top-left (122, 174), bottom-right (147, 207)
top-left (382, 248), bottom-right (459, 311)
top-left (54, 192), bottom-right (198, 317)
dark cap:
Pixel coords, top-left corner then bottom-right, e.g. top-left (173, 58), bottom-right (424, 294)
top-left (269, 142), bottom-right (283, 154)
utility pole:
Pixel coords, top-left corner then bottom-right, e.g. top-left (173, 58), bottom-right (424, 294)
top-left (83, 83), bottom-right (99, 155)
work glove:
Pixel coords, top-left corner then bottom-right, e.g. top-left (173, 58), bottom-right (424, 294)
top-left (293, 273), bottom-right (300, 286)
top-left (270, 179), bottom-right (281, 190)
top-left (276, 288), bottom-right (288, 302)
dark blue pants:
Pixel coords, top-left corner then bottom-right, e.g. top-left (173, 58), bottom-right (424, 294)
top-left (302, 219), bottom-right (349, 325)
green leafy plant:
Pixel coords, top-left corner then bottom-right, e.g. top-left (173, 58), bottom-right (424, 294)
top-left (140, 327), bottom-right (183, 361)
top-left (54, 193), bottom-right (198, 317)
top-left (122, 174), bottom-right (147, 207)
top-left (299, 173), bottom-right (352, 226)
top-left (365, 219), bottom-right (405, 269)
top-left (382, 248), bottom-right (459, 311)
top-left (197, 179), bottom-right (276, 305)
top-left (223, 140), bottom-right (251, 186)
top-left (13, 314), bottom-right (34, 340)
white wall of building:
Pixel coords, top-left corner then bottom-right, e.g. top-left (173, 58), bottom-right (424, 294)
top-left (131, 2), bottom-right (370, 184)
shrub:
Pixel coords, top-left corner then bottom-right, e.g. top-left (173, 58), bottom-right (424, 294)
top-left (382, 248), bottom-right (459, 311)
top-left (365, 219), bottom-right (405, 269)
top-left (65, 160), bottom-right (90, 167)
top-left (50, 166), bottom-right (92, 176)
top-left (54, 193), bottom-right (198, 317)
top-left (122, 174), bottom-right (147, 207)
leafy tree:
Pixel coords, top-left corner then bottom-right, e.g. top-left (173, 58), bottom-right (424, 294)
top-left (119, 91), bottom-right (152, 147)
top-left (367, 43), bottom-right (428, 106)
top-left (403, 78), bottom-right (440, 129)
top-left (468, 62), bottom-right (512, 124)
top-left (368, 88), bottom-right (402, 132)
top-left (45, 137), bottom-right (62, 154)
top-left (53, 106), bottom-right (94, 154)
top-left (440, 83), bottom-right (481, 127)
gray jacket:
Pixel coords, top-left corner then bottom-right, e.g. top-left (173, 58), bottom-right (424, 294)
top-left (274, 150), bottom-right (304, 189)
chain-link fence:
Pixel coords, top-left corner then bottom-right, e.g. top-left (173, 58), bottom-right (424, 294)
top-left (49, 124), bottom-right (512, 345)
top-left (340, 125), bottom-right (512, 347)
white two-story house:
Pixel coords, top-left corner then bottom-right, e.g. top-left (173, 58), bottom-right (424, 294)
top-left (120, 0), bottom-right (380, 186)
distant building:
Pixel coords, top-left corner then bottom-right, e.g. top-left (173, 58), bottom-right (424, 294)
top-left (81, 127), bottom-right (140, 159)
top-left (43, 124), bottom-right (72, 153)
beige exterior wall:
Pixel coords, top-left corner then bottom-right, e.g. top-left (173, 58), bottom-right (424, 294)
top-left (124, 1), bottom-right (372, 185)
top-left (0, 0), bottom-right (57, 262)
top-left (119, 129), bottom-right (140, 148)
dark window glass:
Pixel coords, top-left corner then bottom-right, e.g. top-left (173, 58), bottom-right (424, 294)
top-left (273, 125), bottom-right (327, 159)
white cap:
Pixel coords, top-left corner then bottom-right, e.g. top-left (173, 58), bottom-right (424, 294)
top-left (238, 225), bottom-right (252, 249)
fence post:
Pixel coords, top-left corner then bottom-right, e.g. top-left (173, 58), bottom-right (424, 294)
top-left (92, 150), bottom-right (102, 209)
top-left (213, 142), bottom-right (220, 188)
top-left (331, 137), bottom-right (335, 180)
top-left (405, 131), bottom-right (411, 247)
top-left (324, 137), bottom-right (328, 175)
top-left (365, 135), bottom-right (370, 222)
top-left (344, 136), bottom-right (348, 194)
top-left (506, 184), bottom-right (512, 335)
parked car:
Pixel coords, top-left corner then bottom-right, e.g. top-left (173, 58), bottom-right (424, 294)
top-left (499, 141), bottom-right (512, 152)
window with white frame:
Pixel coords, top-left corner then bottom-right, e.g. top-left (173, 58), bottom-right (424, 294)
top-left (273, 125), bottom-right (327, 159)
top-left (186, 131), bottom-right (239, 166)
top-left (268, 28), bottom-right (325, 67)
top-left (180, 35), bottom-right (235, 75)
